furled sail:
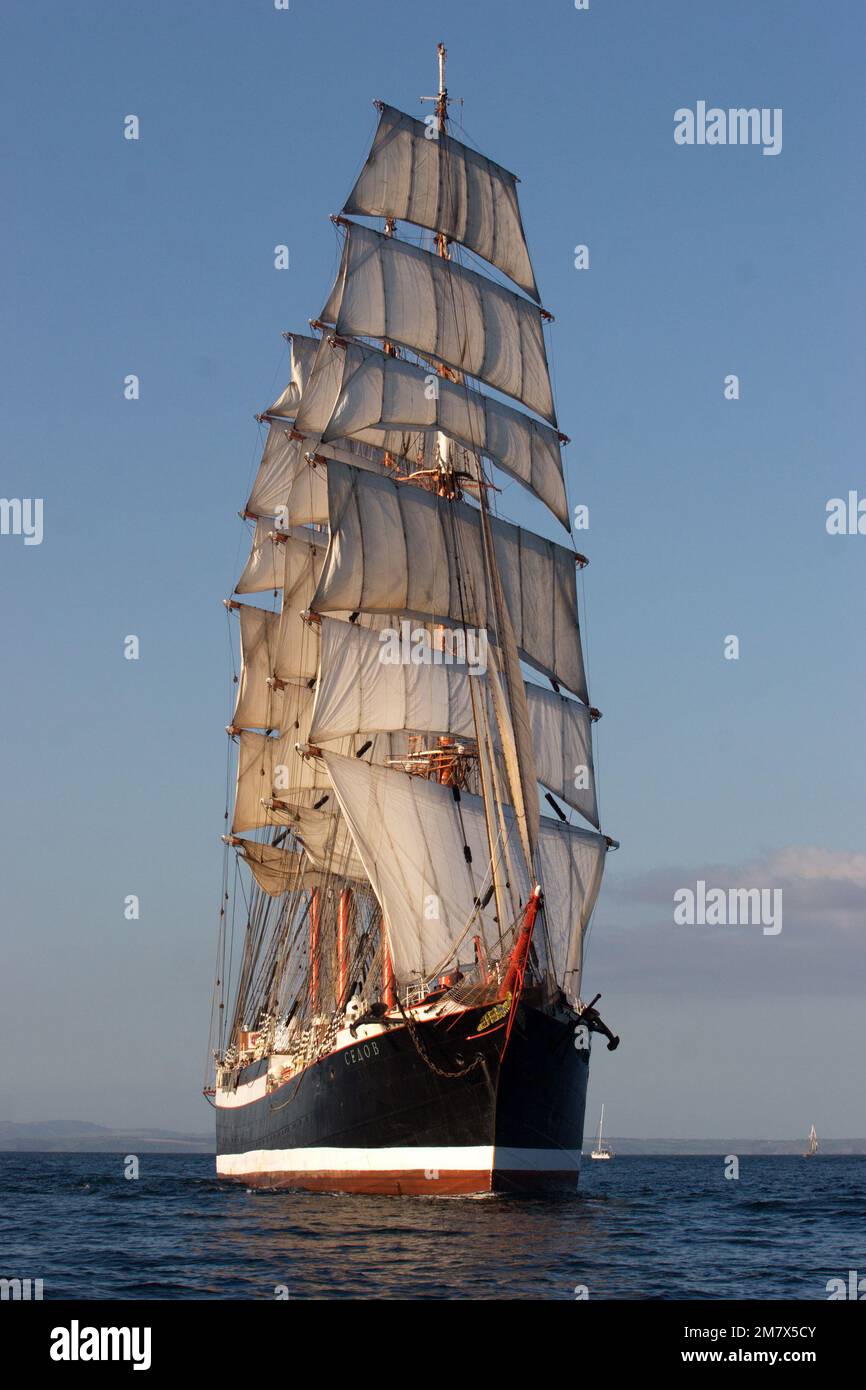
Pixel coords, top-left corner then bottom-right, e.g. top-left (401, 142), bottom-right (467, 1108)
top-left (320, 222), bottom-right (556, 424)
top-left (321, 751), bottom-right (606, 988)
top-left (343, 103), bottom-right (540, 302)
top-left (264, 332), bottom-right (320, 418)
top-left (320, 340), bottom-right (569, 529)
top-left (310, 461), bottom-right (587, 700)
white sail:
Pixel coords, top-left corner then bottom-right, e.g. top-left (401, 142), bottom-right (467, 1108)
top-left (232, 731), bottom-right (289, 833)
top-left (235, 520), bottom-right (327, 596)
top-left (232, 602), bottom-right (321, 730)
top-left (274, 441), bottom-right (397, 529)
top-left (236, 518), bottom-right (286, 594)
top-left (320, 222), bottom-right (556, 424)
top-left (535, 816), bottom-right (607, 995)
top-left (245, 426), bottom-right (308, 520)
top-left (231, 723), bottom-right (396, 835)
top-left (321, 750), bottom-right (507, 981)
top-left (321, 341), bottom-right (569, 529)
top-left (276, 463), bottom-right (329, 528)
top-left (309, 615), bottom-right (478, 746)
top-left (480, 516), bottom-right (539, 867)
top-left (250, 336), bottom-right (401, 519)
top-left (266, 799), bottom-right (368, 882)
top-left (232, 708), bottom-right (360, 833)
top-left (308, 618), bottom-right (597, 825)
top-left (292, 334), bottom-right (365, 437)
top-left (264, 332), bottom-right (320, 418)
top-left (526, 684), bottom-right (599, 828)
top-left (233, 604), bottom-right (283, 731)
top-left (344, 103), bottom-right (540, 301)
top-left (280, 322), bottom-right (468, 482)
top-left (233, 678), bottom-right (408, 822)
top-left (310, 461), bottom-right (587, 700)
top-left (234, 838), bottom-right (308, 896)
top-left (321, 751), bottom-right (606, 987)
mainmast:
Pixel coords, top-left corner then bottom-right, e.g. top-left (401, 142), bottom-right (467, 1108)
top-left (423, 42), bottom-right (517, 950)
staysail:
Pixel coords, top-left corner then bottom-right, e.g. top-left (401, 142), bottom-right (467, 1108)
top-left (321, 751), bottom-right (607, 990)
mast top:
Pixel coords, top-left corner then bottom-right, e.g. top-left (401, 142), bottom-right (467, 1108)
top-left (421, 41), bottom-right (461, 133)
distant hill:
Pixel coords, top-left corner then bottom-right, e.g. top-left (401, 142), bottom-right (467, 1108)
top-left (0, 1121), bottom-right (214, 1153)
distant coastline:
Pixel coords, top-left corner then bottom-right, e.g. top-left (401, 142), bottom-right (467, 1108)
top-left (594, 1138), bottom-right (866, 1157)
top-left (1, 1122), bottom-right (864, 1156)
top-left (0, 1121), bottom-right (212, 1153)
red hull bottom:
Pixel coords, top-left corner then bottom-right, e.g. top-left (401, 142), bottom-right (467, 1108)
top-left (218, 1167), bottom-right (580, 1196)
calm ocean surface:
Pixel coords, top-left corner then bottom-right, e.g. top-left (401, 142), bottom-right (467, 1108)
top-left (1, 1153), bottom-right (863, 1300)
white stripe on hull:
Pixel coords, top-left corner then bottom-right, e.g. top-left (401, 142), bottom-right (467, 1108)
top-left (216, 1145), bottom-right (581, 1177)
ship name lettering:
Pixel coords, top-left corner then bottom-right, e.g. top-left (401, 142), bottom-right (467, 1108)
top-left (344, 1040), bottom-right (380, 1065)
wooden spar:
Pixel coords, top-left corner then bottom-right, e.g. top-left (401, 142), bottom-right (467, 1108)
top-left (419, 40), bottom-right (508, 950)
top-left (422, 41), bottom-right (458, 135)
top-left (502, 885), bottom-right (543, 1024)
top-left (433, 53), bottom-right (451, 264)
top-left (337, 888), bottom-right (351, 1008)
top-left (309, 887), bottom-right (320, 1011)
top-left (437, 42), bottom-right (447, 131)
top-left (382, 932), bottom-right (396, 1008)
top-left (473, 932), bottom-right (490, 983)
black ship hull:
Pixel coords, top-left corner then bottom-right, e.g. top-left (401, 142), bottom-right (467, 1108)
top-left (216, 1001), bottom-right (590, 1195)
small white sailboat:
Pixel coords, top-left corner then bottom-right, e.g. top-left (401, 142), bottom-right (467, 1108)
top-left (804, 1124), bottom-right (818, 1158)
top-left (591, 1103), bottom-right (613, 1160)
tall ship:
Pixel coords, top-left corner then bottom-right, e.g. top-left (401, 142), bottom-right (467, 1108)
top-left (207, 45), bottom-right (620, 1195)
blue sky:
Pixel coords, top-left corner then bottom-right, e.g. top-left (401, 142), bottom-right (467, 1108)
top-left (1, 0), bottom-right (863, 1138)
